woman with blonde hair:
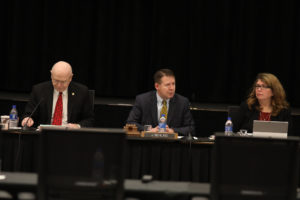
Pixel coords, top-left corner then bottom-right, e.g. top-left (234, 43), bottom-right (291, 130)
top-left (234, 73), bottom-right (291, 133)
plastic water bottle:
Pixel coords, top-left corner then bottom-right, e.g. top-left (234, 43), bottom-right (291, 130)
top-left (9, 105), bottom-right (19, 129)
top-left (159, 114), bottom-right (167, 132)
top-left (225, 117), bottom-right (233, 136)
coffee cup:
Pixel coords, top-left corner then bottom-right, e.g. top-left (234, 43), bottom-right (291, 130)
top-left (1, 115), bottom-right (9, 130)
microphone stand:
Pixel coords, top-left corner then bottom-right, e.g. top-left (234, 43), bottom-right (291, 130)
top-left (23, 98), bottom-right (43, 131)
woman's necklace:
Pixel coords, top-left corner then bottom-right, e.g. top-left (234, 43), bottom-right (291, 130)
top-left (259, 111), bottom-right (271, 121)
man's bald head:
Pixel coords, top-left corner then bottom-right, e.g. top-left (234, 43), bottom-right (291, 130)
top-left (50, 61), bottom-right (73, 92)
top-left (51, 61), bottom-right (73, 76)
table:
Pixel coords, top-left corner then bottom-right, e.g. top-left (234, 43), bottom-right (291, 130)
top-left (126, 137), bottom-right (212, 182)
top-left (0, 130), bottom-right (213, 182)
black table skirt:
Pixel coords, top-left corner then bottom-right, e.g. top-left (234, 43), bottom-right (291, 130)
top-left (0, 131), bottom-right (212, 183)
top-left (126, 138), bottom-right (211, 182)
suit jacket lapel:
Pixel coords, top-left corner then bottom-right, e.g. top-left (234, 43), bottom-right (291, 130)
top-left (151, 91), bottom-right (158, 124)
top-left (68, 83), bottom-right (75, 122)
top-left (167, 95), bottom-right (176, 124)
top-left (46, 82), bottom-right (54, 124)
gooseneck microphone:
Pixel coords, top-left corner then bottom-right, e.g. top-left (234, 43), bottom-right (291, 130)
top-left (23, 98), bottom-right (43, 130)
top-left (15, 98), bottom-right (43, 170)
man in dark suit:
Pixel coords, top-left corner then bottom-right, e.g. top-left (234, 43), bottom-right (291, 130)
top-left (126, 69), bottom-right (194, 136)
top-left (21, 61), bottom-right (94, 128)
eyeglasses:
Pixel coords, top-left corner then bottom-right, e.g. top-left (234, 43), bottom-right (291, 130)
top-left (52, 78), bottom-right (70, 85)
top-left (255, 84), bottom-right (271, 90)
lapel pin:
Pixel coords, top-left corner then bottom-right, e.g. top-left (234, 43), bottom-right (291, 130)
top-left (72, 92), bottom-right (75, 96)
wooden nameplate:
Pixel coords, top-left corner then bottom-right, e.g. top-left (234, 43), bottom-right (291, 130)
top-left (141, 131), bottom-right (178, 139)
top-left (123, 124), bottom-right (140, 137)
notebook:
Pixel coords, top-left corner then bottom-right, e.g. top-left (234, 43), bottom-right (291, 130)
top-left (252, 120), bottom-right (288, 138)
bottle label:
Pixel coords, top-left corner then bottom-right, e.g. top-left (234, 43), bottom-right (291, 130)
top-left (225, 125), bottom-right (232, 132)
top-left (159, 122), bottom-right (166, 129)
top-left (159, 122), bottom-right (166, 132)
top-left (10, 114), bottom-right (17, 120)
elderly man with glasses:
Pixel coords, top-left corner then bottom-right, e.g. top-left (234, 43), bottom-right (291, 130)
top-left (21, 61), bottom-right (94, 129)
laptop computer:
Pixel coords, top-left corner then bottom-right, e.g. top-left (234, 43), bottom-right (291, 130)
top-left (253, 120), bottom-right (288, 138)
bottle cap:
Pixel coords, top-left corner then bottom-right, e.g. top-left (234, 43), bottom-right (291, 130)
top-left (227, 116), bottom-right (231, 120)
top-left (161, 114), bottom-right (165, 117)
top-left (12, 105), bottom-right (16, 109)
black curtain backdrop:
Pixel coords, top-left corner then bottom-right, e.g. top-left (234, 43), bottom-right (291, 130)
top-left (1, 0), bottom-right (300, 106)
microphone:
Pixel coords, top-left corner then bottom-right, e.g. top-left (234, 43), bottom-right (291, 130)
top-left (182, 125), bottom-right (193, 141)
top-left (186, 132), bottom-right (193, 141)
top-left (23, 98), bottom-right (43, 130)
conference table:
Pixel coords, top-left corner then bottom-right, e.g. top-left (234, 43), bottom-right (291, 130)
top-left (0, 129), bottom-right (213, 183)
top-left (2, 129), bottom-right (300, 199)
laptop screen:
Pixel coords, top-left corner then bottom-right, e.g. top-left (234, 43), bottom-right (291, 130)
top-left (38, 128), bottom-right (126, 200)
top-left (253, 120), bottom-right (288, 138)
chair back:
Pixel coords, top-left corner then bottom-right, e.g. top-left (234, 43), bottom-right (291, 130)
top-left (211, 134), bottom-right (300, 200)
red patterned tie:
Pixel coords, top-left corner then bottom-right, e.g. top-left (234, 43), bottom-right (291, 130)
top-left (52, 92), bottom-right (63, 125)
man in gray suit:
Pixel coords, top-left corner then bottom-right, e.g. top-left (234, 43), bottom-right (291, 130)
top-left (21, 61), bottom-right (94, 128)
top-left (126, 69), bottom-right (194, 136)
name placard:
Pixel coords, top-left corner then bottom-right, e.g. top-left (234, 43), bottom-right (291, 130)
top-left (141, 131), bottom-right (178, 139)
